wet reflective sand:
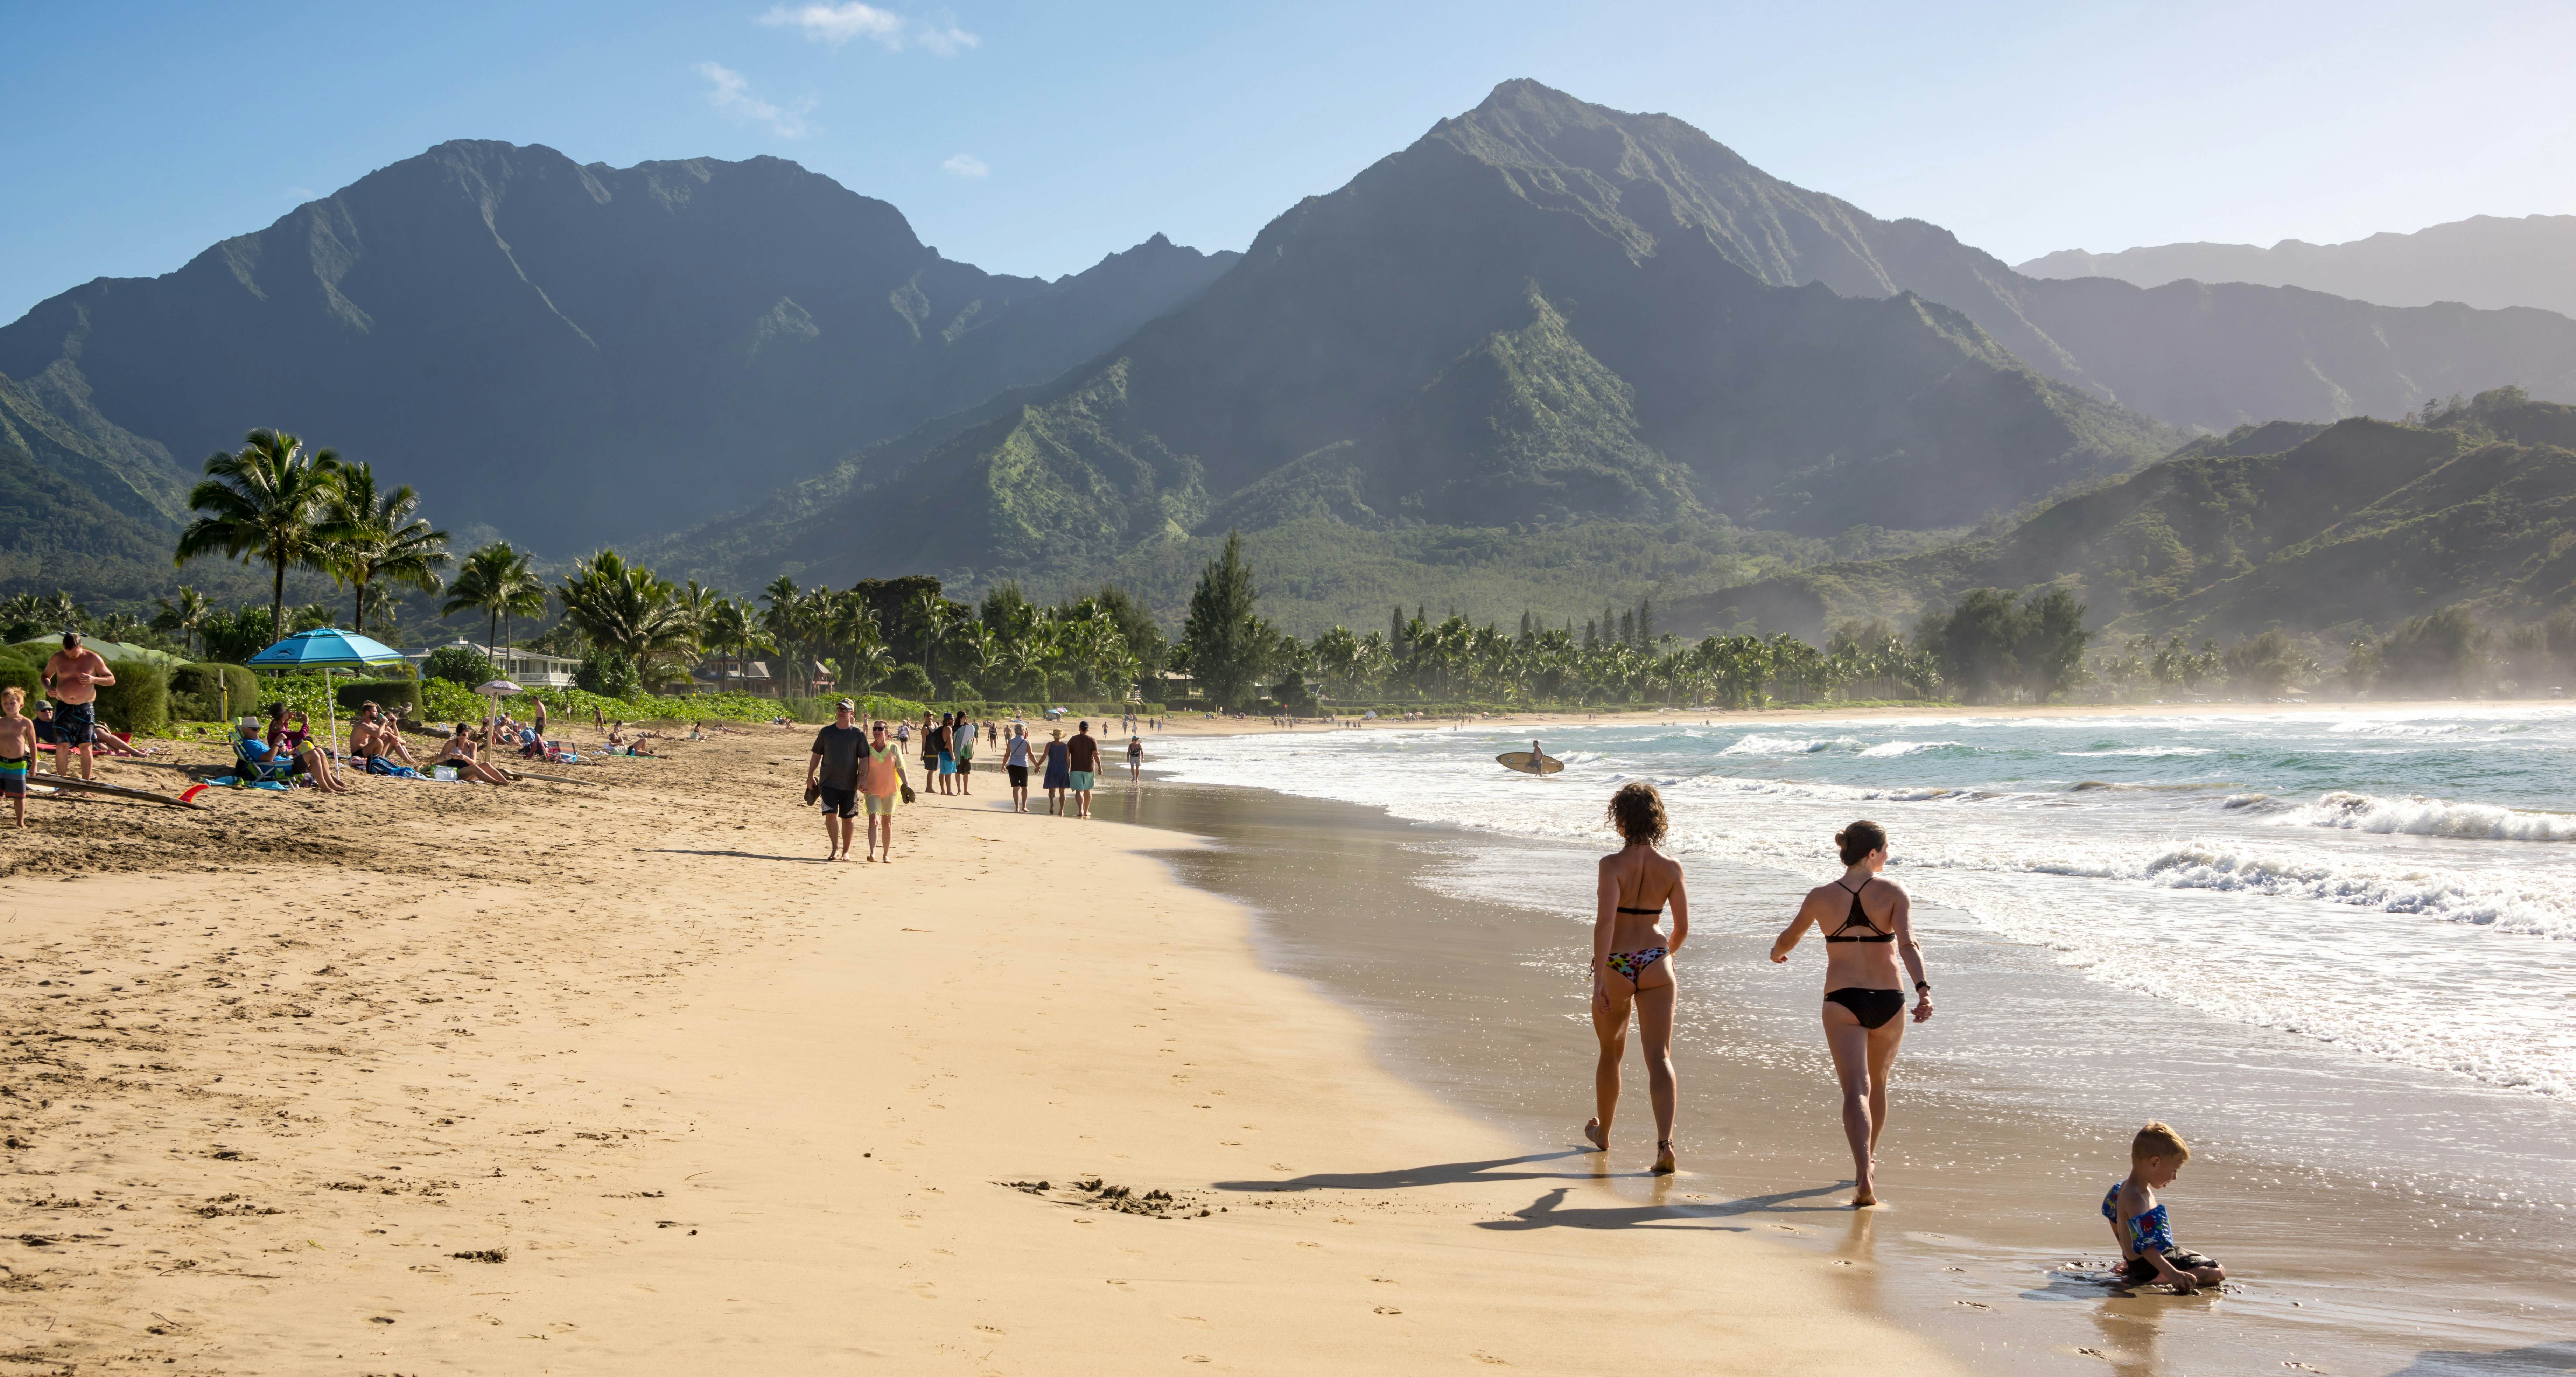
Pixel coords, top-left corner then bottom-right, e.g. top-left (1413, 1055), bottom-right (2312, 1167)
top-left (1106, 774), bottom-right (2576, 1377)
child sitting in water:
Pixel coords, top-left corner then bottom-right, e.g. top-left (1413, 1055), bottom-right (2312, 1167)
top-left (2104, 1121), bottom-right (2226, 1292)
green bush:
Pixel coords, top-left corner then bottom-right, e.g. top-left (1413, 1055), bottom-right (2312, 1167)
top-left (0, 655), bottom-right (39, 706)
top-left (886, 663), bottom-right (935, 700)
top-left (424, 644), bottom-right (495, 686)
top-left (575, 649), bottom-right (640, 700)
top-left (95, 661), bottom-right (170, 735)
top-left (337, 678), bottom-right (421, 713)
top-left (170, 662), bottom-right (258, 722)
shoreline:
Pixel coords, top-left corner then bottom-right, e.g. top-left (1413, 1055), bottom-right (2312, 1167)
top-left (1111, 736), bottom-right (2576, 1376)
top-left (0, 731), bottom-right (1962, 1372)
top-left (1139, 696), bottom-right (2570, 737)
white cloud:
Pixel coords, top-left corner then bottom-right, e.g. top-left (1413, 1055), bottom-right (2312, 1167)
top-left (756, 3), bottom-right (977, 54)
top-left (940, 153), bottom-right (989, 179)
top-left (695, 62), bottom-right (812, 139)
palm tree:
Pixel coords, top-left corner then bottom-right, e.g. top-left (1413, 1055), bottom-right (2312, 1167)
top-left (442, 542), bottom-right (545, 664)
top-left (558, 550), bottom-right (693, 689)
top-left (908, 588), bottom-right (953, 687)
top-left (704, 597), bottom-right (770, 694)
top-left (151, 586), bottom-right (213, 656)
top-left (175, 428), bottom-right (344, 640)
top-left (323, 462), bottom-right (451, 636)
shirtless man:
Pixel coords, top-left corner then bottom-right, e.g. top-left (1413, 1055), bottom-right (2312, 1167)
top-left (40, 633), bottom-right (114, 781)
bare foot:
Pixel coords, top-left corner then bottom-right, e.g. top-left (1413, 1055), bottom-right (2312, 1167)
top-left (1583, 1118), bottom-right (1608, 1152)
top-left (1851, 1189), bottom-right (1879, 1208)
top-left (1652, 1140), bottom-right (1677, 1175)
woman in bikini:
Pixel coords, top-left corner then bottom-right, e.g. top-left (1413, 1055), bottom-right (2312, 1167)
top-left (1770, 819), bottom-right (1932, 1208)
top-left (1583, 782), bottom-right (1690, 1175)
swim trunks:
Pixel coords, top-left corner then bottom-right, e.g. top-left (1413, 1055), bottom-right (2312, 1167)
top-left (817, 784), bottom-right (858, 818)
top-left (1069, 770), bottom-right (1096, 792)
top-left (1007, 764), bottom-right (1029, 788)
top-left (0, 755), bottom-right (26, 797)
top-left (51, 701), bottom-right (94, 747)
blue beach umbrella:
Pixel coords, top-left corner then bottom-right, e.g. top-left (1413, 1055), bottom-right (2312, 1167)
top-left (247, 628), bottom-right (407, 745)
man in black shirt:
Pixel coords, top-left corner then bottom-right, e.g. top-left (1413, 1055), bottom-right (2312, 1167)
top-left (806, 699), bottom-right (867, 861)
top-left (1066, 720), bottom-right (1100, 819)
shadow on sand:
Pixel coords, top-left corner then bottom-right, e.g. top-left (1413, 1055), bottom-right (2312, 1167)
top-left (1215, 1150), bottom-right (1855, 1232)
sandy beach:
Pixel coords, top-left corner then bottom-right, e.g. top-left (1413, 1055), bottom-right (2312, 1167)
top-left (0, 728), bottom-right (1963, 1373)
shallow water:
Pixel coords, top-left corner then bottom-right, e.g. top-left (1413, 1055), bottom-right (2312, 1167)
top-left (1116, 713), bottom-right (2576, 1376)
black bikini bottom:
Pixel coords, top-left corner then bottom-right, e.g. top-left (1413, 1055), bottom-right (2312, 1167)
top-left (1825, 988), bottom-right (1905, 1030)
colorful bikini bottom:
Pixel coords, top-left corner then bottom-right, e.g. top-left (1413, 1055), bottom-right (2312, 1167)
top-left (1605, 947), bottom-right (1668, 982)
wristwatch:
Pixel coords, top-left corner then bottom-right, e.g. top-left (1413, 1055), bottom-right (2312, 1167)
top-left (1914, 982), bottom-right (1931, 995)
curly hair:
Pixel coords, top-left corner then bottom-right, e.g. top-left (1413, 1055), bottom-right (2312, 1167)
top-left (1606, 782), bottom-right (1667, 845)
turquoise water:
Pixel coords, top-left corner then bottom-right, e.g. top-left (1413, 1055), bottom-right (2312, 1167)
top-left (1156, 707), bottom-right (2576, 1096)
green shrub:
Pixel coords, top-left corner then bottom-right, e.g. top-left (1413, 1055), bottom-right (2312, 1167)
top-left (886, 663), bottom-right (935, 700)
top-left (423, 644), bottom-right (495, 686)
top-left (170, 663), bottom-right (257, 722)
top-left (575, 649), bottom-right (640, 699)
top-left (337, 678), bottom-right (421, 713)
top-left (0, 655), bottom-right (39, 705)
top-left (95, 661), bottom-right (170, 735)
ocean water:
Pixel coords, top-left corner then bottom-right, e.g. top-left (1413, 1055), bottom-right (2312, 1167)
top-left (1151, 708), bottom-right (2576, 1100)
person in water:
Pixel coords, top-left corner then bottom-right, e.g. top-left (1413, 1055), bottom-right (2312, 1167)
top-left (2104, 1121), bottom-right (2225, 1292)
top-left (1770, 819), bottom-right (1931, 1208)
top-left (1584, 782), bottom-right (1689, 1175)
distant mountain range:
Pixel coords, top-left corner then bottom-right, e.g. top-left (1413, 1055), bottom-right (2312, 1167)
top-left (1670, 391), bottom-right (2576, 642)
top-left (0, 141), bottom-right (1237, 551)
top-left (2018, 215), bottom-right (2576, 319)
top-left (6, 81), bottom-right (2575, 642)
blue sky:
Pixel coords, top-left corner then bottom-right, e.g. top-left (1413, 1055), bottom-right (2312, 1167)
top-left (6, 0), bottom-right (2573, 323)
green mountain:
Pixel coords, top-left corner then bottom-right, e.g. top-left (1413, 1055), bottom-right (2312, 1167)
top-left (2019, 215), bottom-right (2576, 318)
top-left (0, 142), bottom-right (1238, 551)
top-left (1673, 392), bottom-right (2576, 640)
top-left (654, 81), bottom-right (2184, 604)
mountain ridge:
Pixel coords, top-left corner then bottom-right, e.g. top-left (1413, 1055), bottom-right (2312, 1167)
top-left (0, 139), bottom-right (1240, 552)
top-left (2018, 214), bottom-right (2576, 318)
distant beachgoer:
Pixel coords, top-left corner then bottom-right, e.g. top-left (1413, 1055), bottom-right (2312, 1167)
top-left (1004, 724), bottom-right (1032, 812)
top-left (1041, 728), bottom-right (1071, 816)
top-left (1769, 819), bottom-right (1932, 1208)
top-left (430, 723), bottom-right (512, 785)
top-left (268, 705), bottom-right (351, 794)
top-left (861, 719), bottom-right (910, 862)
top-left (2103, 1121), bottom-right (2226, 1292)
top-left (1584, 782), bottom-right (1689, 1175)
top-left (1067, 721), bottom-right (1099, 818)
top-left (918, 712), bottom-right (939, 792)
top-left (1126, 734), bottom-right (1143, 784)
top-left (0, 687), bottom-right (35, 829)
top-left (933, 712), bottom-right (957, 795)
top-left (39, 632), bottom-right (114, 782)
top-left (807, 699), bottom-right (867, 861)
top-left (953, 711), bottom-right (976, 796)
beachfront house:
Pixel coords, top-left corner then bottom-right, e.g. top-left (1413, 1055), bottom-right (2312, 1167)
top-left (406, 639), bottom-right (582, 688)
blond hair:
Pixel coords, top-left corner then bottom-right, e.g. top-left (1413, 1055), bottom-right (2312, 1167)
top-left (0, 686), bottom-right (20, 713)
top-left (2132, 1121), bottom-right (2190, 1164)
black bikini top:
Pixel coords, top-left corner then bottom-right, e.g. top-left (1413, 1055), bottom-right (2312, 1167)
top-left (1825, 878), bottom-right (1893, 943)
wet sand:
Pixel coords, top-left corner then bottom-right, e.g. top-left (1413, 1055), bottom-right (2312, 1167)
top-left (0, 731), bottom-right (1962, 1372)
top-left (1102, 776), bottom-right (2576, 1377)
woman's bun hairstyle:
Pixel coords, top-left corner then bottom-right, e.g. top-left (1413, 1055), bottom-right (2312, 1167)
top-left (1606, 782), bottom-right (1668, 845)
top-left (1836, 819), bottom-right (1888, 866)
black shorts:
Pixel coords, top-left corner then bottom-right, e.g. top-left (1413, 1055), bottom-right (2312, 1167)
top-left (1007, 764), bottom-right (1029, 787)
top-left (2120, 1250), bottom-right (2217, 1286)
top-left (817, 784), bottom-right (858, 818)
top-left (956, 758), bottom-right (972, 774)
top-left (51, 700), bottom-right (95, 746)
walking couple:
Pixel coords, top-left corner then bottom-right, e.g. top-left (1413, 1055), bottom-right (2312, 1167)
top-left (1586, 784), bottom-right (1932, 1205)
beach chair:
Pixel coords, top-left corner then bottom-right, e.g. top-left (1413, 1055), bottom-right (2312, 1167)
top-left (225, 736), bottom-right (299, 789)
